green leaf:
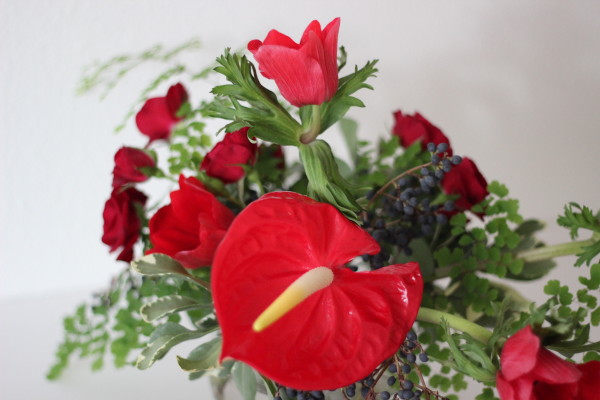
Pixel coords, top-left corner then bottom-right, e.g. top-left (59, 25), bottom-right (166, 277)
top-left (140, 295), bottom-right (210, 322)
top-left (131, 253), bottom-right (210, 290)
top-left (232, 362), bottom-right (257, 400)
top-left (579, 263), bottom-right (600, 290)
top-left (176, 337), bottom-right (222, 373)
top-left (339, 118), bottom-right (359, 161)
top-left (136, 323), bottom-right (216, 370)
top-left (544, 280), bottom-right (560, 295)
top-left (488, 181), bottom-right (509, 198)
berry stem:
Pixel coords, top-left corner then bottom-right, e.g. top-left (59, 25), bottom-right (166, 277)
top-left (417, 307), bottom-right (492, 344)
top-left (516, 237), bottom-right (595, 263)
top-left (367, 162), bottom-right (432, 209)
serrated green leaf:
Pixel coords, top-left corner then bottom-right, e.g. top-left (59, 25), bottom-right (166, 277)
top-left (140, 295), bottom-right (210, 323)
top-left (232, 362), bottom-right (257, 400)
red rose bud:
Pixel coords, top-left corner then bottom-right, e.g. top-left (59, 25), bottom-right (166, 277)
top-left (200, 127), bottom-right (258, 184)
top-left (248, 18), bottom-right (340, 107)
top-left (497, 326), bottom-right (600, 400)
top-left (212, 192), bottom-right (423, 390)
top-left (135, 83), bottom-right (188, 142)
top-left (146, 175), bottom-right (234, 269)
top-left (111, 147), bottom-right (156, 188)
top-left (442, 157), bottom-right (488, 212)
top-left (101, 187), bottom-right (147, 262)
top-left (392, 110), bottom-right (452, 154)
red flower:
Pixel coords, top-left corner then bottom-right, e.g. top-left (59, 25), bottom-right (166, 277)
top-left (248, 18), bottom-right (340, 107)
top-left (135, 83), bottom-right (188, 142)
top-left (497, 326), bottom-right (600, 400)
top-left (392, 110), bottom-right (452, 154)
top-left (212, 192), bottom-right (423, 390)
top-left (147, 175), bottom-right (234, 269)
top-left (111, 147), bottom-right (156, 188)
top-left (442, 157), bottom-right (488, 211)
top-left (200, 127), bottom-right (258, 184)
top-left (101, 187), bottom-right (147, 262)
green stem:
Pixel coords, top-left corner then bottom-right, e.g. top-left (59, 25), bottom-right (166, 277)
top-left (417, 307), bottom-right (492, 344)
top-left (517, 238), bottom-right (595, 263)
top-left (300, 105), bottom-right (321, 144)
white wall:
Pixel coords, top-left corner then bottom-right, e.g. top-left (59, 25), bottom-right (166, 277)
top-left (1, 0), bottom-right (599, 399)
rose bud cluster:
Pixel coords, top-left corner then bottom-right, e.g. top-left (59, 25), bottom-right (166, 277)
top-left (200, 127), bottom-right (258, 184)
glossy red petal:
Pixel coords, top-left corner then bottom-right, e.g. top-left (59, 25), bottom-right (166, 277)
top-left (321, 18), bottom-right (340, 99)
top-left (253, 45), bottom-right (326, 107)
top-left (262, 29), bottom-right (300, 49)
top-left (500, 326), bottom-right (540, 381)
top-left (212, 192), bottom-right (423, 390)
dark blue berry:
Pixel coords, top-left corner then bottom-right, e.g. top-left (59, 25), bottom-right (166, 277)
top-left (400, 389), bottom-right (414, 399)
top-left (365, 377), bottom-right (375, 387)
top-left (379, 391), bottom-right (391, 400)
top-left (426, 142), bottom-right (436, 152)
top-left (420, 167), bottom-right (430, 176)
top-left (407, 353), bottom-right (417, 363)
top-left (297, 393), bottom-right (307, 400)
top-left (387, 376), bottom-right (397, 386)
top-left (436, 214), bottom-right (448, 225)
top-left (401, 364), bottom-right (411, 374)
top-left (361, 386), bottom-right (370, 398)
top-left (406, 331), bottom-right (417, 341)
top-left (451, 155), bottom-right (462, 165)
top-left (437, 143), bottom-right (449, 153)
top-left (405, 340), bottom-right (417, 349)
top-left (434, 169), bottom-right (445, 180)
top-left (404, 205), bottom-right (414, 215)
top-left (346, 387), bottom-right (356, 397)
top-left (443, 200), bottom-right (455, 212)
top-left (419, 352), bottom-right (429, 362)
top-left (441, 159), bottom-right (452, 173)
top-left (398, 177), bottom-right (410, 187)
top-left (310, 391), bottom-right (324, 399)
top-left (402, 380), bottom-right (414, 390)
top-left (286, 388), bottom-right (298, 398)
top-left (431, 154), bottom-right (440, 165)
top-left (408, 197), bottom-right (418, 207)
top-left (388, 364), bottom-right (398, 373)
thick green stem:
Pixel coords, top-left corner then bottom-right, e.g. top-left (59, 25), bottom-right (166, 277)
top-left (300, 105), bottom-right (321, 144)
top-left (417, 307), bottom-right (492, 344)
top-left (517, 238), bottom-right (595, 263)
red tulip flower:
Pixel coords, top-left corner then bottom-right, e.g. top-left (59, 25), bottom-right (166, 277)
top-left (135, 83), bottom-right (188, 142)
top-left (392, 110), bottom-right (452, 154)
top-left (200, 127), bottom-right (258, 184)
top-left (102, 187), bottom-right (147, 262)
top-left (147, 175), bottom-right (234, 269)
top-left (497, 326), bottom-right (600, 400)
top-left (442, 157), bottom-right (488, 212)
top-left (111, 147), bottom-right (156, 188)
top-left (248, 18), bottom-right (340, 107)
top-left (212, 192), bottom-right (423, 390)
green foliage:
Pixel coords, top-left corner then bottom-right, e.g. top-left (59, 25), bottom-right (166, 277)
top-left (232, 362), bottom-right (258, 400)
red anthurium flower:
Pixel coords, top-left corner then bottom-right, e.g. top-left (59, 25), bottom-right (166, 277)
top-left (135, 83), bottom-right (188, 142)
top-left (102, 187), bottom-right (147, 262)
top-left (146, 175), bottom-right (234, 269)
top-left (497, 326), bottom-right (600, 400)
top-left (111, 147), bottom-right (156, 188)
top-left (442, 157), bottom-right (488, 212)
top-left (212, 192), bottom-right (423, 390)
top-left (248, 18), bottom-right (340, 107)
top-left (392, 110), bottom-right (452, 154)
top-left (200, 127), bottom-right (258, 184)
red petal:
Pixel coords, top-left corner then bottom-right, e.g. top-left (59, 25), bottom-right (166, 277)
top-left (500, 326), bottom-right (540, 381)
top-left (576, 361), bottom-right (600, 400)
top-left (262, 29), bottom-right (300, 48)
top-left (135, 97), bottom-right (177, 142)
top-left (321, 18), bottom-right (340, 99)
top-left (253, 45), bottom-right (326, 107)
top-left (212, 193), bottom-right (423, 390)
top-left (165, 83), bottom-right (188, 117)
top-left (531, 347), bottom-right (581, 384)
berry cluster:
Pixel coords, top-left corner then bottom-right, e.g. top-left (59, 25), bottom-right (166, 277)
top-left (362, 143), bottom-right (462, 269)
top-left (274, 388), bottom-right (325, 400)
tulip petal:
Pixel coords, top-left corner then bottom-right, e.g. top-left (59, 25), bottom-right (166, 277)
top-left (212, 192), bottom-right (423, 390)
top-left (253, 45), bottom-right (326, 107)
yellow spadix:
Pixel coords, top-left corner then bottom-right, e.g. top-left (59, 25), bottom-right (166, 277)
top-left (252, 266), bottom-right (334, 332)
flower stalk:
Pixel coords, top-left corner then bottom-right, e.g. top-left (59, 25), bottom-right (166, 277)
top-left (417, 307), bottom-right (492, 344)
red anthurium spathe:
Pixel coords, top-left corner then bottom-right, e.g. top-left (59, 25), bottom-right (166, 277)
top-left (392, 110), bottom-right (452, 154)
top-left (497, 326), bottom-right (600, 400)
top-left (442, 157), bottom-right (488, 212)
top-left (135, 83), bottom-right (188, 142)
top-left (147, 175), bottom-right (234, 269)
top-left (112, 147), bottom-right (156, 188)
top-left (212, 192), bottom-right (423, 390)
top-left (248, 18), bottom-right (340, 107)
top-left (200, 127), bottom-right (258, 184)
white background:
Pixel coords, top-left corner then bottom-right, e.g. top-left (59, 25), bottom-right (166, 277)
top-left (1, 1), bottom-right (599, 399)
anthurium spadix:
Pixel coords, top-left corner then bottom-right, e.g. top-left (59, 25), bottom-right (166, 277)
top-left (212, 192), bottom-right (423, 390)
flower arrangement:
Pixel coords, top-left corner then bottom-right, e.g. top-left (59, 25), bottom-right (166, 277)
top-left (48, 18), bottom-right (600, 400)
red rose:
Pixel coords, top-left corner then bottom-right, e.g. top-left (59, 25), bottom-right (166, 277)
top-left (147, 175), bottom-right (234, 269)
top-left (442, 157), bottom-right (488, 211)
top-left (200, 127), bottom-right (258, 184)
top-left (135, 83), bottom-right (188, 142)
top-left (392, 110), bottom-right (452, 153)
top-left (111, 147), bottom-right (156, 188)
top-left (101, 187), bottom-right (147, 262)
top-left (497, 326), bottom-right (600, 400)
top-left (248, 18), bottom-right (340, 107)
